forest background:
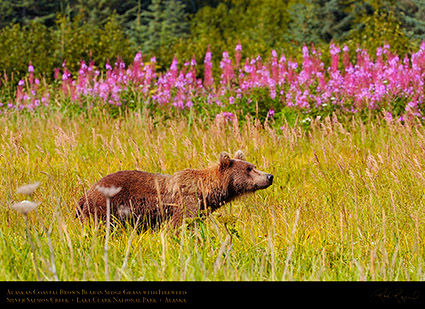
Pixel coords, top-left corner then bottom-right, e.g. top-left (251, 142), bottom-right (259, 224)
top-left (0, 0), bottom-right (424, 82)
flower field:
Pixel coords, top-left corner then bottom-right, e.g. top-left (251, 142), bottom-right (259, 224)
top-left (3, 42), bottom-right (425, 123)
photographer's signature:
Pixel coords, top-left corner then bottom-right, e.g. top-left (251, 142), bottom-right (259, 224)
top-left (370, 288), bottom-right (421, 304)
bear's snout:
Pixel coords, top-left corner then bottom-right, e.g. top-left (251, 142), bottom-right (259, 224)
top-left (251, 171), bottom-right (274, 190)
top-left (267, 174), bottom-right (274, 185)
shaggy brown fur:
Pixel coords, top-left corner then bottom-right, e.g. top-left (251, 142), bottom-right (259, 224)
top-left (76, 150), bottom-right (273, 228)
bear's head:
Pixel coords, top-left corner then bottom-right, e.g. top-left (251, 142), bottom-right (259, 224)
top-left (218, 150), bottom-right (273, 198)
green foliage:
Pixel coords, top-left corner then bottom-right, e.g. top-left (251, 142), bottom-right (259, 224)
top-left (1, 0), bottom-right (425, 84)
top-left (0, 14), bottom-right (134, 82)
top-left (0, 0), bottom-right (69, 27)
top-left (54, 14), bottom-right (134, 73)
top-left (347, 7), bottom-right (414, 56)
top-left (174, 0), bottom-right (293, 77)
top-left (0, 22), bottom-right (54, 79)
top-left (131, 0), bottom-right (189, 68)
top-left (74, 0), bottom-right (121, 25)
top-left (385, 0), bottom-right (425, 43)
top-left (288, 0), bottom-right (371, 45)
top-left (287, 1), bottom-right (322, 45)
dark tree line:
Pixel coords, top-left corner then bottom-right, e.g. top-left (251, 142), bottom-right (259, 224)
top-left (0, 0), bottom-right (425, 81)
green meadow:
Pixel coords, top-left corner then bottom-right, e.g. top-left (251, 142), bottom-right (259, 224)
top-left (1, 112), bottom-right (424, 281)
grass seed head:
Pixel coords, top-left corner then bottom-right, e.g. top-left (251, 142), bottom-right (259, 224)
top-left (16, 181), bottom-right (40, 195)
top-left (96, 185), bottom-right (122, 198)
top-left (11, 200), bottom-right (40, 215)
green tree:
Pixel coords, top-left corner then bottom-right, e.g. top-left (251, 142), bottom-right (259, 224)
top-left (396, 0), bottom-right (425, 43)
top-left (0, 13), bottom-right (135, 82)
top-left (129, 0), bottom-right (189, 67)
top-left (53, 14), bottom-right (134, 73)
top-left (73, 0), bottom-right (148, 26)
top-left (135, 0), bottom-right (163, 52)
top-left (0, 0), bottom-right (70, 27)
top-left (347, 1), bottom-right (414, 56)
top-left (0, 22), bottom-right (54, 78)
top-left (287, 0), bottom-right (322, 45)
top-left (287, 0), bottom-right (370, 46)
top-left (74, 0), bottom-right (115, 25)
top-left (176, 0), bottom-right (292, 77)
top-left (0, 0), bottom-right (19, 27)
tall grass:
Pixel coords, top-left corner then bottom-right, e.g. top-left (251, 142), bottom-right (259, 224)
top-left (1, 112), bottom-right (424, 280)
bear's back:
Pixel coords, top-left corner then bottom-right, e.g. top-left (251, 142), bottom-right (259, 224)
top-left (78, 170), bottom-right (170, 220)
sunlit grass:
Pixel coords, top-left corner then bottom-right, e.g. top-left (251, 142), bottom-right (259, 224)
top-left (1, 112), bottom-right (424, 281)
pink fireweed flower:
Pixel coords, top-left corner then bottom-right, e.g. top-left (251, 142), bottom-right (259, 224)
top-left (385, 112), bottom-right (394, 122)
top-left (79, 61), bottom-right (88, 76)
top-left (62, 68), bottom-right (72, 81)
top-left (235, 42), bottom-right (242, 52)
top-left (235, 42), bottom-right (242, 67)
top-left (330, 42), bottom-right (341, 73)
top-left (268, 109), bottom-right (275, 117)
top-left (54, 68), bottom-right (61, 80)
top-left (134, 52), bottom-right (142, 63)
top-left (170, 56), bottom-right (178, 72)
top-left (244, 60), bottom-right (253, 73)
top-left (342, 46), bottom-right (350, 69)
top-left (41, 96), bottom-right (49, 107)
top-left (330, 42), bottom-right (341, 55)
top-left (302, 45), bottom-right (309, 58)
top-left (271, 50), bottom-right (279, 82)
top-left (204, 46), bottom-right (214, 88)
top-left (215, 111), bottom-right (235, 122)
top-left (220, 51), bottom-right (234, 85)
top-left (288, 61), bottom-right (298, 70)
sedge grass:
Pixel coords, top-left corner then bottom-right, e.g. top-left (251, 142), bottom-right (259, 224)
top-left (0, 112), bottom-right (424, 281)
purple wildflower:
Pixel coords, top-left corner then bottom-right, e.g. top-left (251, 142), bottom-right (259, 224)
top-left (268, 109), bottom-right (275, 117)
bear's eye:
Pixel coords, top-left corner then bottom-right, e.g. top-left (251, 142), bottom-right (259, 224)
top-left (246, 167), bottom-right (253, 172)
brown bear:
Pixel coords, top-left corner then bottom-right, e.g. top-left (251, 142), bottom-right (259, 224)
top-left (76, 150), bottom-right (273, 229)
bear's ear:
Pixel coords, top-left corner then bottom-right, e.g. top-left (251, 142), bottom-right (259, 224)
top-left (219, 151), bottom-right (232, 170)
top-left (234, 150), bottom-right (246, 161)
